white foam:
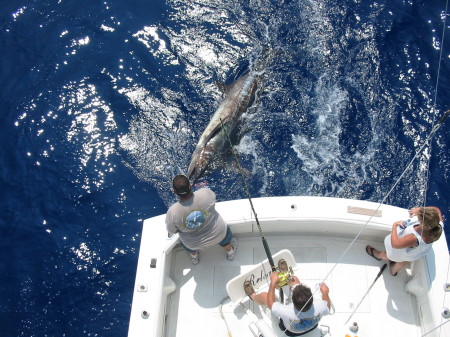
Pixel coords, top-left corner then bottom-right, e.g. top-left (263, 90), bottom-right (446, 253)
top-left (290, 77), bottom-right (368, 196)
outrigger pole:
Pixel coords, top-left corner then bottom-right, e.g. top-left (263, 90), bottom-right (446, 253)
top-left (219, 118), bottom-right (277, 271)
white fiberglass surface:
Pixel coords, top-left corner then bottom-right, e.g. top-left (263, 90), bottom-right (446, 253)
top-left (165, 235), bottom-right (419, 337)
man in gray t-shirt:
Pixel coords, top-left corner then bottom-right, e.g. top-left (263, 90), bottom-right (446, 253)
top-left (165, 174), bottom-right (237, 264)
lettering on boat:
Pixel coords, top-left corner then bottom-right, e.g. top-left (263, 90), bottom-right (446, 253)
top-left (244, 268), bottom-right (272, 287)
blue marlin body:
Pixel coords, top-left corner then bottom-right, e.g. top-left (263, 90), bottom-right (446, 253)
top-left (187, 72), bottom-right (259, 182)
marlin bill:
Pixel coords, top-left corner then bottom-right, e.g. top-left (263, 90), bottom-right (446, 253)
top-left (187, 72), bottom-right (259, 182)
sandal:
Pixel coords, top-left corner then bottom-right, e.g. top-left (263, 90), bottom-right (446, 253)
top-left (366, 245), bottom-right (381, 261)
top-left (243, 281), bottom-right (256, 299)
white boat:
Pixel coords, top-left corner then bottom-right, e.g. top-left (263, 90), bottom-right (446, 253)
top-left (127, 196), bottom-right (450, 337)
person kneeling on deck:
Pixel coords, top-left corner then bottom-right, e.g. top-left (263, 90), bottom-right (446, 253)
top-left (244, 261), bottom-right (331, 336)
top-left (165, 174), bottom-right (237, 265)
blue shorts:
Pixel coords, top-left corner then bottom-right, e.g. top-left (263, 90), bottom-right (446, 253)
top-left (219, 226), bottom-right (233, 247)
top-left (181, 226), bottom-right (233, 253)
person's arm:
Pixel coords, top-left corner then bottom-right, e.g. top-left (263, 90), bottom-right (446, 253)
top-left (391, 221), bottom-right (418, 249)
top-left (166, 225), bottom-right (178, 236)
top-left (165, 214), bottom-right (179, 236)
top-left (266, 272), bottom-right (281, 309)
top-left (320, 283), bottom-right (331, 309)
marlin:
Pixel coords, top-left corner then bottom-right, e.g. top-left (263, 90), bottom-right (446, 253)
top-left (187, 72), bottom-right (259, 182)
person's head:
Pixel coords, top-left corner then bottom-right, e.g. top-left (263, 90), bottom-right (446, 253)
top-left (292, 284), bottom-right (313, 312)
top-left (172, 174), bottom-right (191, 197)
top-left (417, 207), bottom-right (442, 241)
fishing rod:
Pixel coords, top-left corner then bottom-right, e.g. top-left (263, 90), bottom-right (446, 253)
top-left (219, 118), bottom-right (276, 272)
top-left (345, 263), bottom-right (387, 325)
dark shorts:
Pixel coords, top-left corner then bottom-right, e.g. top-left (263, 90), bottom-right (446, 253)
top-left (278, 319), bottom-right (318, 336)
top-left (219, 226), bottom-right (233, 246)
top-left (181, 226), bottom-right (233, 253)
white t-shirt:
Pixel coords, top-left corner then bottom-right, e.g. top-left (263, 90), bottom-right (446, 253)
top-left (272, 299), bottom-right (329, 333)
top-left (165, 188), bottom-right (227, 251)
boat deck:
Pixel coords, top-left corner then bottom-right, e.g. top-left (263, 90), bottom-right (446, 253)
top-left (165, 234), bottom-right (419, 337)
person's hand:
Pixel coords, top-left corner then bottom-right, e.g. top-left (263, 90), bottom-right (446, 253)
top-left (320, 283), bottom-right (329, 295)
top-left (270, 271), bottom-right (281, 285)
top-left (290, 275), bottom-right (300, 287)
top-left (409, 207), bottom-right (420, 217)
top-left (393, 221), bottom-right (404, 228)
top-left (319, 283), bottom-right (331, 309)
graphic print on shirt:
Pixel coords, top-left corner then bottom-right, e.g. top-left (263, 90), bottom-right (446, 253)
top-left (290, 316), bottom-right (319, 332)
top-left (184, 210), bottom-right (207, 230)
top-left (400, 216), bottom-right (418, 231)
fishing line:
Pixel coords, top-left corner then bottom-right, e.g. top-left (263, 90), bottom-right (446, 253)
top-left (343, 2), bottom-right (450, 325)
top-left (378, 109), bottom-right (449, 209)
top-left (418, 0), bottom-right (449, 234)
top-left (221, 110), bottom-right (450, 333)
top-left (303, 109), bottom-right (450, 294)
top-left (340, 4), bottom-right (450, 322)
top-left (333, 110), bottom-right (449, 325)
top-left (421, 319), bottom-right (450, 337)
top-left (221, 6), bottom-right (449, 332)
top-left (295, 107), bottom-right (450, 326)
top-left (427, 2), bottom-right (450, 335)
top-left (219, 118), bottom-right (276, 271)
top-left (431, 0), bottom-right (449, 118)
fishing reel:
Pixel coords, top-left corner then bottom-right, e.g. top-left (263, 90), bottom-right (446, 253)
top-left (275, 266), bottom-right (294, 289)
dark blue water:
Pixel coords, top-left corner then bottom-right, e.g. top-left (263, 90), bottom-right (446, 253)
top-left (1, 1), bottom-right (449, 336)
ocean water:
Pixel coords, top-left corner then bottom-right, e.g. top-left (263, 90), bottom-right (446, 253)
top-left (1, 0), bottom-right (449, 336)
